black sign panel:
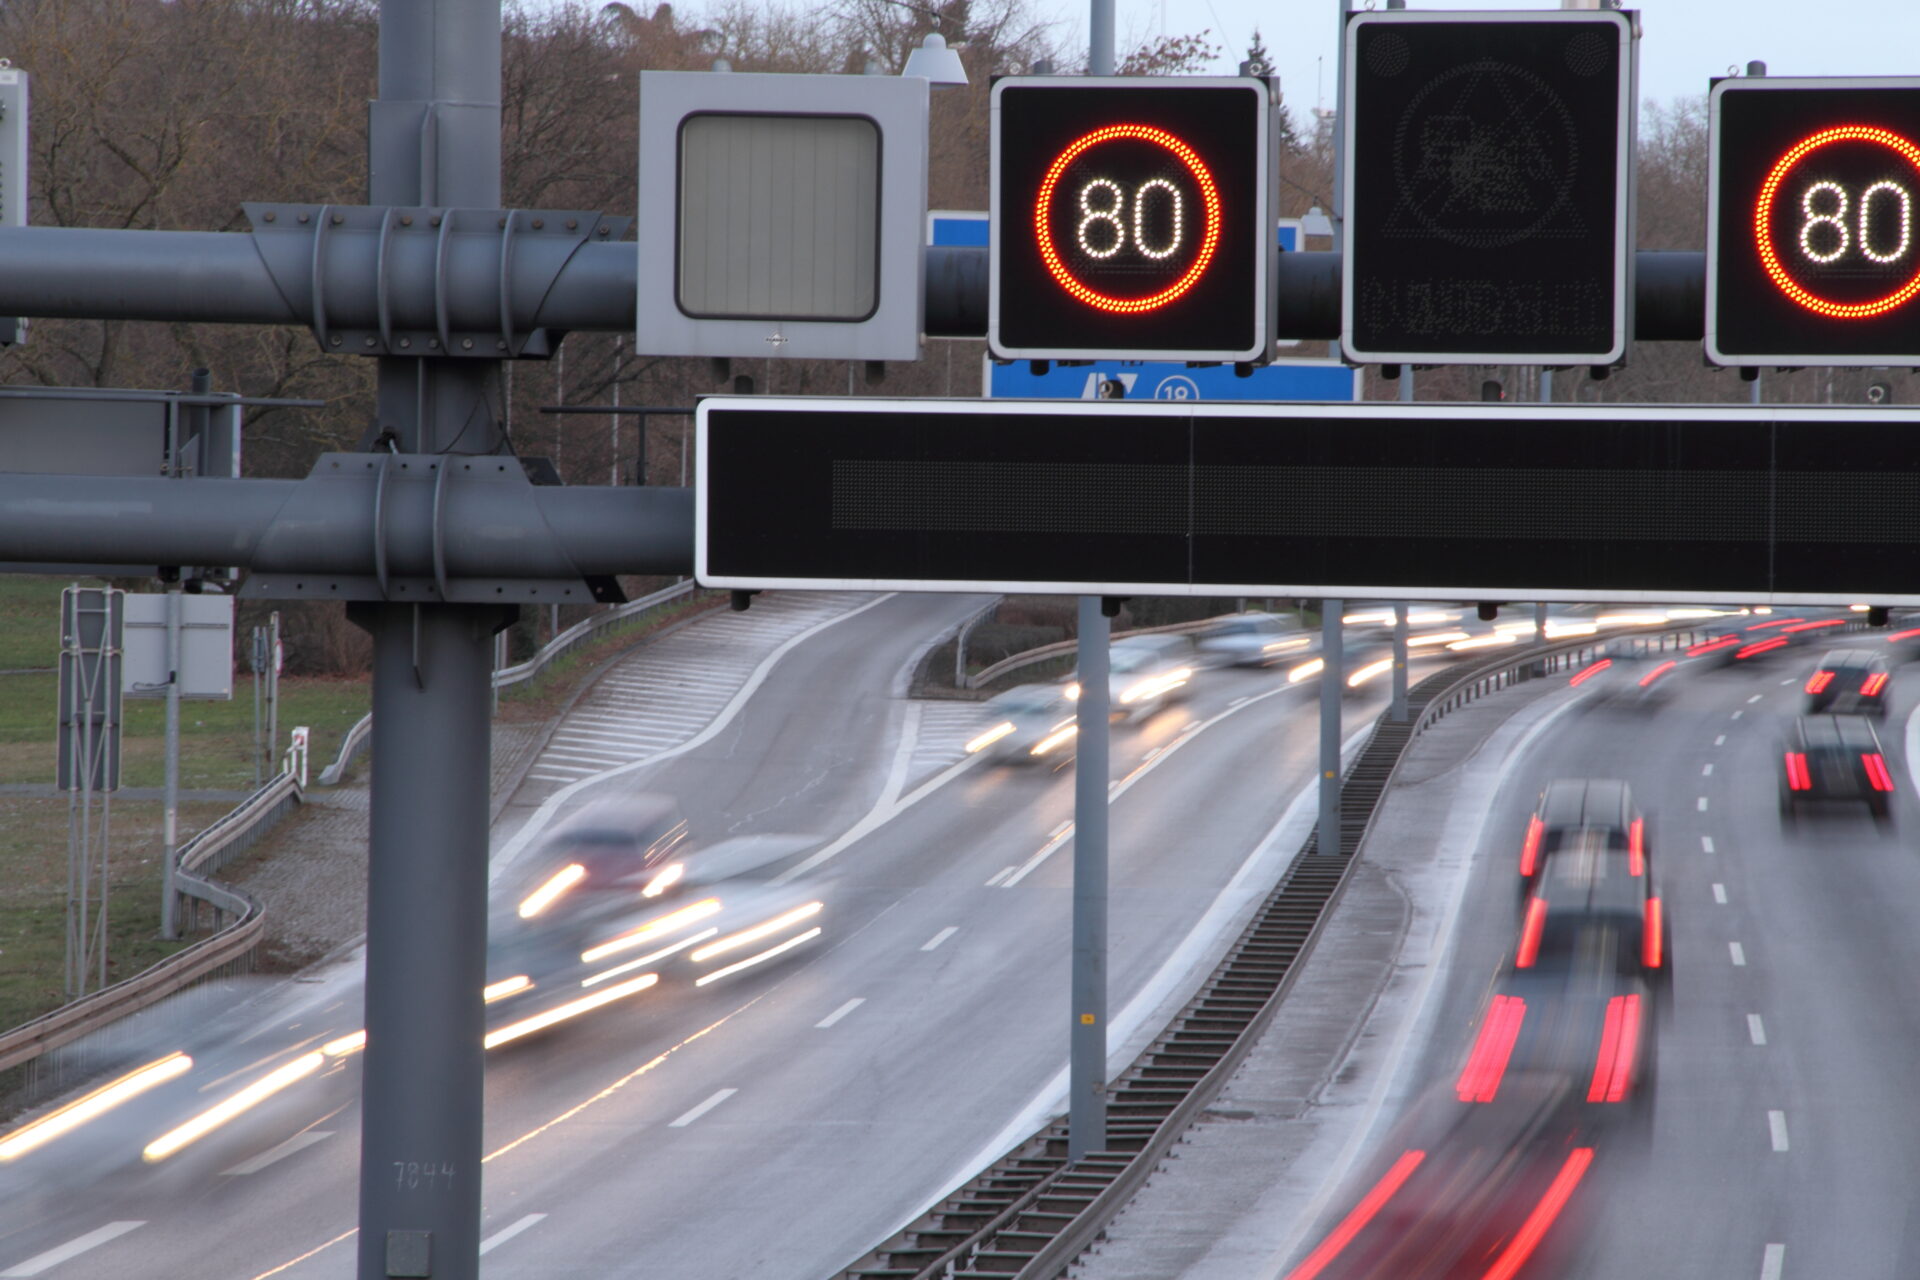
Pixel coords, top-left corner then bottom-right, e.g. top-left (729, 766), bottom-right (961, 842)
top-left (698, 397), bottom-right (1920, 605)
top-left (1343, 12), bottom-right (1632, 365)
top-left (990, 77), bottom-right (1270, 362)
top-left (1709, 79), bottom-right (1920, 365)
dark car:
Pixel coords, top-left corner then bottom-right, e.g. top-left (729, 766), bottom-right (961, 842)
top-left (1781, 714), bottom-right (1897, 821)
top-left (1519, 778), bottom-right (1644, 895)
top-left (1803, 648), bottom-right (1892, 717)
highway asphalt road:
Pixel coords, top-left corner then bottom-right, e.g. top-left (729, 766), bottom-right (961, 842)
top-left (0, 593), bottom-right (1423, 1280)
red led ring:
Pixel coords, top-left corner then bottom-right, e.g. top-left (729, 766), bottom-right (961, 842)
top-left (1034, 124), bottom-right (1223, 313)
top-left (1755, 125), bottom-right (1920, 318)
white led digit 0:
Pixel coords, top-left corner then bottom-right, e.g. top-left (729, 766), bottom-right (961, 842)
top-left (1859, 180), bottom-right (1912, 263)
top-left (1132, 178), bottom-right (1184, 260)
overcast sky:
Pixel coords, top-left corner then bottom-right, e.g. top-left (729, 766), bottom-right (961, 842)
top-left (1092, 1), bottom-right (1920, 118)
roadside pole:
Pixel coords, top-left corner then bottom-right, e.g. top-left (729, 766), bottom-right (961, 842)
top-left (1319, 600), bottom-right (1343, 853)
top-left (160, 583), bottom-right (181, 939)
top-left (1390, 602), bottom-right (1408, 721)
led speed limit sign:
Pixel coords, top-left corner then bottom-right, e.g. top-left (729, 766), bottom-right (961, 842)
top-left (1709, 78), bottom-right (1920, 364)
top-left (990, 77), bottom-right (1274, 363)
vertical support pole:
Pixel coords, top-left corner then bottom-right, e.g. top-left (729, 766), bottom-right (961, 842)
top-left (1540, 367), bottom-right (1553, 404)
top-left (267, 611), bottom-right (281, 772)
top-left (161, 583), bottom-right (182, 939)
top-left (1088, 0), bottom-right (1115, 75)
top-left (1319, 599), bottom-right (1343, 854)
top-left (1390, 602), bottom-right (1408, 722)
top-left (1398, 368), bottom-right (1414, 402)
top-left (358, 6), bottom-right (506, 1277)
top-left (352, 604), bottom-right (505, 1280)
top-left (1535, 601), bottom-right (1548, 645)
top-left (252, 626), bottom-right (265, 788)
top-left (1069, 596), bottom-right (1110, 1162)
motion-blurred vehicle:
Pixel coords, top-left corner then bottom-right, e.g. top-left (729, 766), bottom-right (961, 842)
top-left (1803, 648), bottom-right (1892, 717)
top-left (964, 683), bottom-right (1078, 764)
top-left (1723, 614), bottom-right (1852, 663)
top-left (1192, 613), bottom-right (1312, 668)
top-left (1569, 638), bottom-right (1680, 706)
top-left (506, 798), bottom-right (689, 936)
top-left (1072, 634), bottom-right (1196, 721)
top-left (1781, 714), bottom-right (1896, 821)
top-left (1518, 778), bottom-right (1645, 897)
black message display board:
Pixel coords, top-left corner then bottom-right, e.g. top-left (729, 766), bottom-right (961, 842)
top-left (1342, 11), bottom-right (1633, 366)
top-left (990, 77), bottom-right (1271, 363)
top-left (1709, 78), bottom-right (1920, 365)
top-left (698, 397), bottom-right (1920, 606)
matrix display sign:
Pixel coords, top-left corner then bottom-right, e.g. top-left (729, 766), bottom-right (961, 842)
top-left (1708, 78), bottom-right (1920, 365)
top-left (990, 77), bottom-right (1272, 362)
top-left (699, 398), bottom-right (1920, 606)
top-left (1342, 11), bottom-right (1634, 365)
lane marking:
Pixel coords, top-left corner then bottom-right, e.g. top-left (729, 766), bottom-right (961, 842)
top-left (2, 1222), bottom-right (146, 1277)
top-left (1749, 1014), bottom-right (1767, 1045)
top-left (1733, 710), bottom-right (1744, 720)
top-left (1769, 1110), bottom-right (1790, 1152)
top-left (1761, 1243), bottom-right (1786, 1280)
top-left (1715, 734), bottom-right (1727, 746)
top-left (221, 1129), bottom-right (333, 1176)
top-left (1050, 821), bottom-right (1072, 838)
top-left (1780, 678), bottom-right (1795, 686)
top-left (1748, 694), bottom-right (1764, 704)
top-left (1714, 883), bottom-right (1728, 904)
top-left (983, 867), bottom-right (1013, 887)
top-left (1702, 763), bottom-right (1714, 776)
top-left (1698, 796), bottom-right (1710, 811)
top-left (1229, 696), bottom-right (1250, 708)
top-left (669, 1088), bottom-right (738, 1128)
top-left (1731, 941), bottom-right (1747, 966)
top-left (921, 926), bottom-right (958, 952)
top-left (478, 1214), bottom-right (547, 1256)
top-left (1702, 836), bottom-right (1716, 853)
top-left (772, 745), bottom-right (984, 886)
top-left (816, 998), bottom-right (865, 1029)
top-left (494, 594), bottom-right (898, 881)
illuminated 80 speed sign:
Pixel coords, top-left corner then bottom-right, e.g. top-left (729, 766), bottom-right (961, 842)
top-left (991, 77), bottom-right (1272, 362)
top-left (1709, 78), bottom-right (1920, 364)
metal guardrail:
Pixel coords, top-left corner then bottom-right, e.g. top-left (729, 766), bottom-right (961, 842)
top-left (961, 615), bottom-right (1250, 690)
top-left (832, 616), bottom-right (1792, 1280)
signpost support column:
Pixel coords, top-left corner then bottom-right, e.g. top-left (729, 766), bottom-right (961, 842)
top-left (1069, 595), bottom-right (1110, 1161)
top-left (1319, 600), bottom-right (1343, 854)
top-left (160, 583), bottom-right (181, 939)
top-left (1390, 602), bottom-right (1408, 722)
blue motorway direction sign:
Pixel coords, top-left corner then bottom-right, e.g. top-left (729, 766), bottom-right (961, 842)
top-left (985, 357), bottom-right (1359, 401)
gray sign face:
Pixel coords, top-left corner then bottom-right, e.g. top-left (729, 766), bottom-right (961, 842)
top-left (637, 71), bottom-right (928, 361)
top-left (678, 114), bottom-right (880, 322)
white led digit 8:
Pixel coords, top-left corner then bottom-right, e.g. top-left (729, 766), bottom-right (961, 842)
top-left (1755, 124), bottom-right (1920, 318)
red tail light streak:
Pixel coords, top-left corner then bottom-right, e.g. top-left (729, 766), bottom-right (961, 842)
top-left (1519, 816), bottom-right (1545, 878)
top-left (1282, 1149), bottom-right (1427, 1280)
top-left (1638, 660), bottom-right (1677, 688)
top-left (1479, 1147), bottom-right (1597, 1280)
top-left (1568, 657), bottom-right (1612, 687)
top-left (1736, 637), bottom-right (1790, 660)
top-left (1587, 994), bottom-right (1642, 1103)
top-left (1643, 898), bottom-right (1664, 969)
top-left (1628, 818), bottom-right (1646, 877)
top-left (1516, 897), bottom-right (1547, 969)
top-left (1457, 995), bottom-right (1527, 1103)
top-left (1862, 671), bottom-right (1890, 696)
top-left (1806, 670), bottom-right (1836, 694)
top-left (1864, 753), bottom-right (1897, 792)
top-left (1784, 752), bottom-right (1812, 790)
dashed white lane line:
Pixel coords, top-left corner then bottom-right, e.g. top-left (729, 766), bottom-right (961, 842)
top-left (479, 1214), bottom-right (548, 1256)
top-left (1748, 694), bottom-right (1765, 703)
top-left (1229, 695), bottom-right (1250, 708)
top-left (1769, 1110), bottom-right (1790, 1152)
top-left (1731, 941), bottom-right (1748, 966)
top-left (1780, 678), bottom-right (1795, 686)
top-left (1049, 820), bottom-right (1072, 838)
top-left (1749, 1014), bottom-right (1768, 1046)
top-left (1733, 710), bottom-right (1745, 720)
top-left (1714, 883), bottom-right (1728, 904)
top-left (984, 866), bottom-right (1015, 887)
top-left (221, 1129), bottom-right (333, 1176)
top-left (669, 1088), bottom-right (738, 1128)
top-left (1698, 796), bottom-right (1710, 811)
top-left (1703, 836), bottom-right (1716, 853)
top-left (1716, 734), bottom-right (1727, 746)
top-left (816, 998), bottom-right (865, 1029)
top-left (2, 1222), bottom-right (146, 1277)
top-left (1761, 1243), bottom-right (1786, 1280)
top-left (1703, 763), bottom-right (1714, 776)
top-left (921, 926), bottom-right (958, 952)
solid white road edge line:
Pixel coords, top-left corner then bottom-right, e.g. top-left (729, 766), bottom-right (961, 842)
top-left (491, 594), bottom-right (898, 883)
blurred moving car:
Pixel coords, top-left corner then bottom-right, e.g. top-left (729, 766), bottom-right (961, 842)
top-left (1192, 613), bottom-right (1313, 668)
top-left (508, 798), bottom-right (689, 932)
top-left (1073, 634), bottom-right (1196, 721)
top-left (1518, 778), bottom-right (1645, 897)
top-left (1803, 648), bottom-right (1892, 717)
top-left (965, 683), bottom-right (1078, 764)
top-left (1569, 639), bottom-right (1680, 706)
top-left (1781, 714), bottom-right (1896, 821)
